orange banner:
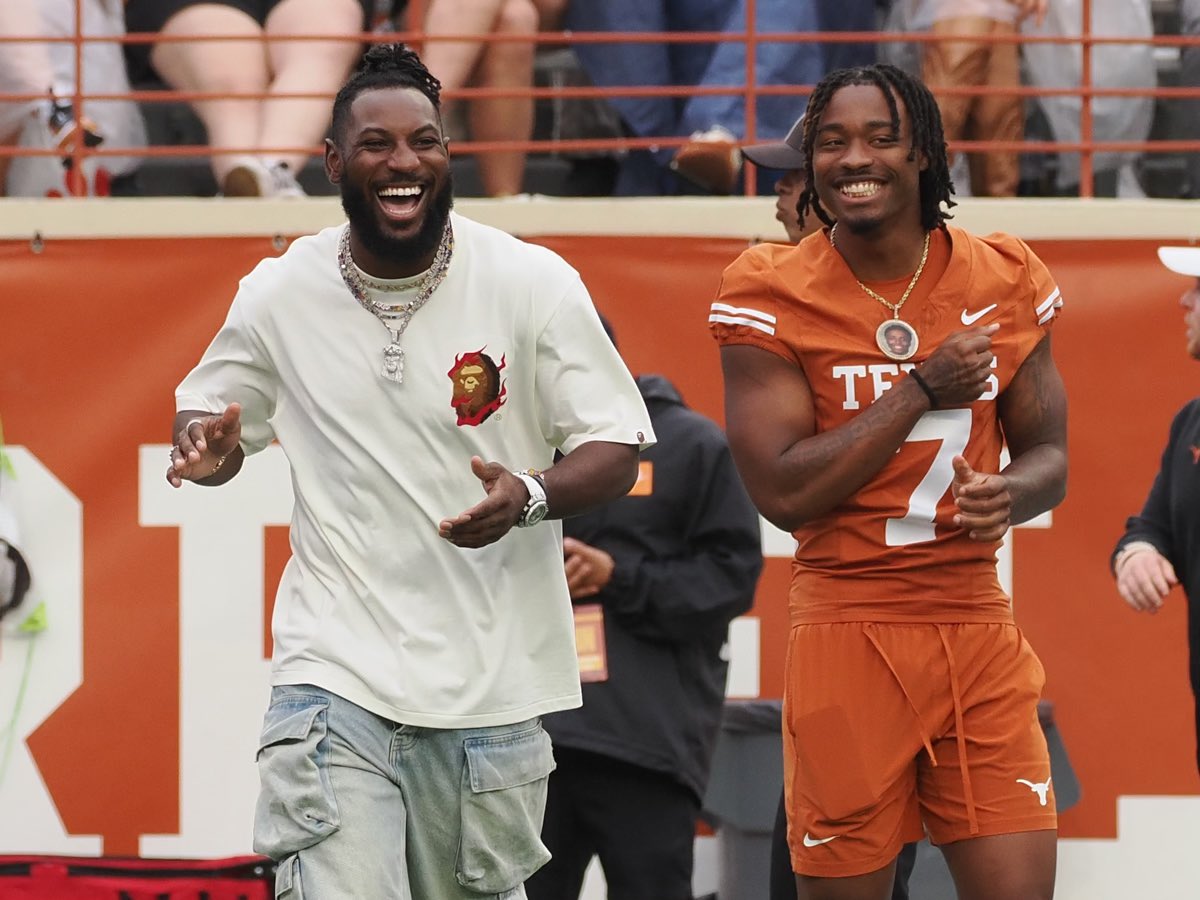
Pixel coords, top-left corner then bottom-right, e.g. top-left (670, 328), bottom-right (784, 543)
top-left (0, 231), bottom-right (1197, 855)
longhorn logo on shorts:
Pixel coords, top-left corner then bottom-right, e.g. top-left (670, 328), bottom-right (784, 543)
top-left (448, 349), bottom-right (507, 426)
top-left (1016, 776), bottom-right (1052, 806)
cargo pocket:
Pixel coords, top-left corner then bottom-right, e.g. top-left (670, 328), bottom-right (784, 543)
top-left (274, 855), bottom-right (304, 899)
top-left (253, 693), bottom-right (341, 861)
top-left (455, 722), bottom-right (556, 895)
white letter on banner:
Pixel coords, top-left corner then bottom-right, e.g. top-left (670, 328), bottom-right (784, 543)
top-left (0, 449), bottom-right (100, 854)
top-left (996, 446), bottom-right (1052, 602)
top-left (138, 445), bottom-right (292, 857)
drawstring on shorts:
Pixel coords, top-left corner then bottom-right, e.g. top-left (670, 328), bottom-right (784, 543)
top-left (863, 623), bottom-right (980, 835)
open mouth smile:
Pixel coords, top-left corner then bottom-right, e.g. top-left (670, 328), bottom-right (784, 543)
top-left (375, 184), bottom-right (425, 223)
top-left (838, 180), bottom-right (882, 199)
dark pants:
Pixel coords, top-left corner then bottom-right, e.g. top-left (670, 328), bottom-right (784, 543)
top-left (526, 747), bottom-right (700, 900)
top-left (768, 794), bottom-right (917, 900)
top-left (812, 0), bottom-right (878, 73)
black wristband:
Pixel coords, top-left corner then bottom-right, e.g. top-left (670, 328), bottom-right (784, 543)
top-left (909, 369), bottom-right (939, 409)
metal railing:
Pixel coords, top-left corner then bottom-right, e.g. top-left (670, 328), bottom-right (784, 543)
top-left (1, 0), bottom-right (1198, 197)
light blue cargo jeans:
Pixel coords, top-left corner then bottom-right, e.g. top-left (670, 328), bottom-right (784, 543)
top-left (252, 684), bottom-right (556, 899)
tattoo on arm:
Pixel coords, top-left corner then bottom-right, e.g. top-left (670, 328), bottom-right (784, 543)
top-left (1000, 335), bottom-right (1068, 523)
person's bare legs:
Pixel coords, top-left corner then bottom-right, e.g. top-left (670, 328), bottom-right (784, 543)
top-left (261, 0), bottom-right (364, 174)
top-left (421, 0), bottom-right (505, 91)
top-left (466, 0), bottom-right (537, 195)
top-left (422, 0), bottom-right (537, 196)
top-left (940, 830), bottom-right (1056, 900)
top-left (149, 3), bottom-right (268, 188)
top-left (795, 859), bottom-right (898, 900)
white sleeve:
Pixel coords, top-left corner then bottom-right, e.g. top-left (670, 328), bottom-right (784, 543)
top-left (175, 294), bottom-right (278, 455)
top-left (534, 276), bottom-right (655, 455)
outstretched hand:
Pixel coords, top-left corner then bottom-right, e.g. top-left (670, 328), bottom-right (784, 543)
top-left (950, 454), bottom-right (1011, 542)
top-left (438, 456), bottom-right (528, 549)
top-left (167, 404), bottom-right (242, 487)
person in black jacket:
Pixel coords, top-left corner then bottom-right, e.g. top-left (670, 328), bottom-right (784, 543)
top-left (525, 321), bottom-right (763, 900)
top-left (1112, 245), bottom-right (1200, 771)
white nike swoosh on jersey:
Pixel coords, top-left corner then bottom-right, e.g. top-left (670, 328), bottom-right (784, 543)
top-left (961, 303), bottom-right (998, 325)
top-left (803, 833), bottom-right (839, 847)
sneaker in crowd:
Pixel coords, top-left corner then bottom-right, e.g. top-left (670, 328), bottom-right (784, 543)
top-left (268, 161), bottom-right (306, 198)
top-left (221, 158), bottom-right (307, 198)
top-left (7, 93), bottom-right (108, 198)
top-left (670, 125), bottom-right (741, 194)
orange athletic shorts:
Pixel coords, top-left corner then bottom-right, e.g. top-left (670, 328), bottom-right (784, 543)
top-left (782, 622), bottom-right (1056, 878)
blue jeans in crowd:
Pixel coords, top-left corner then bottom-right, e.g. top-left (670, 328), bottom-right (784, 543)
top-left (565, 0), bottom-right (826, 194)
top-left (813, 0), bottom-right (878, 74)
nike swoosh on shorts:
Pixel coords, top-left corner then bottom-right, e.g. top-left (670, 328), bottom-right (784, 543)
top-left (803, 832), bottom-right (839, 847)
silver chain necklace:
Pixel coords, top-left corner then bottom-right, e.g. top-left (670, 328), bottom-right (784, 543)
top-left (337, 219), bottom-right (454, 383)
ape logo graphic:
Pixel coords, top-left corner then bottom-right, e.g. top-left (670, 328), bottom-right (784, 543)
top-left (447, 349), bottom-right (507, 426)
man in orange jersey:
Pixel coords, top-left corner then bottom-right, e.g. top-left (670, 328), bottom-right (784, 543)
top-left (742, 118), bottom-right (919, 900)
top-left (709, 64), bottom-right (1067, 900)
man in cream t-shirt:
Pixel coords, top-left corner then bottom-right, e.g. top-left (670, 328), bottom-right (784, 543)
top-left (167, 44), bottom-right (654, 900)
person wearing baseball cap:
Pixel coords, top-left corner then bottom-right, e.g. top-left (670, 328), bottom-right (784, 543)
top-left (1112, 244), bottom-right (1200, 775)
top-left (740, 114), bottom-right (819, 244)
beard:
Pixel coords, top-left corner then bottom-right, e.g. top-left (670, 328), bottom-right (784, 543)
top-left (838, 210), bottom-right (884, 236)
top-left (340, 170), bottom-right (455, 267)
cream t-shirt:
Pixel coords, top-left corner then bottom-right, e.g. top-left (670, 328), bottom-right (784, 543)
top-left (177, 213), bottom-right (655, 727)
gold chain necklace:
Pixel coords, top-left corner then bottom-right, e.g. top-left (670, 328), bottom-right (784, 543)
top-left (829, 223), bottom-right (930, 362)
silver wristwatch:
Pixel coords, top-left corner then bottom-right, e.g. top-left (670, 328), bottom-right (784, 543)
top-left (513, 470), bottom-right (549, 527)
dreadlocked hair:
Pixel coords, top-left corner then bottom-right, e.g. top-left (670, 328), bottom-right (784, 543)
top-left (331, 44), bottom-right (443, 146)
top-left (796, 64), bottom-right (955, 233)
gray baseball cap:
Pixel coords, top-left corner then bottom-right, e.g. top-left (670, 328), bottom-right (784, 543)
top-left (740, 114), bottom-right (805, 170)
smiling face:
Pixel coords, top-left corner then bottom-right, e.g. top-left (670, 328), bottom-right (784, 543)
top-left (325, 86), bottom-right (453, 278)
top-left (884, 324), bottom-right (910, 355)
top-left (1181, 279), bottom-right (1200, 359)
top-left (811, 83), bottom-right (926, 237)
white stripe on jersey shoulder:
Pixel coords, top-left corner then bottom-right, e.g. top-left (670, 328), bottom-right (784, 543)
top-left (1036, 286), bottom-right (1063, 324)
top-left (710, 302), bottom-right (777, 325)
top-left (1036, 287), bottom-right (1062, 315)
top-left (708, 313), bottom-right (776, 336)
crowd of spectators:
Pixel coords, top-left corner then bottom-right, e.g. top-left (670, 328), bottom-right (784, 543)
top-left (0, 0), bottom-right (1196, 199)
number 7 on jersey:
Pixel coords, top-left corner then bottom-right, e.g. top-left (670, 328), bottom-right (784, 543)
top-left (885, 409), bottom-right (973, 546)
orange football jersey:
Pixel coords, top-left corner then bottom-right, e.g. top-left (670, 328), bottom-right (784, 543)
top-left (709, 226), bottom-right (1062, 624)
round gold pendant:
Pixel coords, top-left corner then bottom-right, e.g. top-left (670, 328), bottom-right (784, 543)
top-left (876, 319), bottom-right (919, 361)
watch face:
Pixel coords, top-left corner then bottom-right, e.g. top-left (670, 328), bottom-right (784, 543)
top-left (522, 500), bottom-right (549, 527)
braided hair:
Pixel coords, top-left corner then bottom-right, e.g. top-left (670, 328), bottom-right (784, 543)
top-left (331, 44), bottom-right (443, 146)
top-left (797, 64), bottom-right (955, 232)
